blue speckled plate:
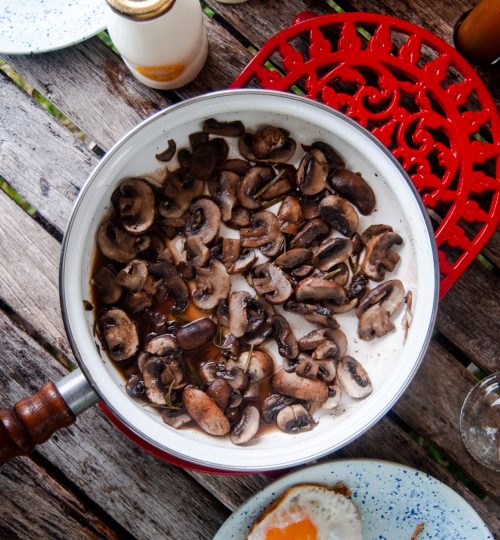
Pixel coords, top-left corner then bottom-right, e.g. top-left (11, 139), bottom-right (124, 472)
top-left (0, 0), bottom-right (106, 55)
top-left (214, 459), bottom-right (493, 540)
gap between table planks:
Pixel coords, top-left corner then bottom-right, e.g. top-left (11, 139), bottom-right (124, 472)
top-left (0, 185), bottom-right (498, 535)
top-left (0, 3), bottom-right (496, 536)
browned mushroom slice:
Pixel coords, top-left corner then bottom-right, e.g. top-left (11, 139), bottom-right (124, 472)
top-left (360, 224), bottom-right (393, 245)
top-left (271, 314), bottom-right (298, 359)
top-left (360, 231), bottom-right (403, 281)
top-left (149, 260), bottom-right (189, 313)
top-left (189, 131), bottom-right (209, 150)
top-left (155, 139), bottom-right (176, 162)
top-left (303, 141), bottom-right (345, 172)
top-left (240, 211), bottom-right (280, 248)
top-left (143, 357), bottom-right (179, 405)
top-left (185, 198), bottom-right (221, 245)
top-left (326, 297), bottom-right (358, 314)
top-left (321, 262), bottom-right (350, 286)
top-left (322, 381), bottom-right (342, 410)
top-left (220, 158), bottom-right (251, 176)
top-left (116, 259), bottom-right (148, 291)
top-left (185, 236), bottom-right (210, 268)
top-left (278, 195), bottom-right (303, 235)
top-left (312, 237), bottom-right (353, 271)
top-left (124, 290), bottom-right (152, 313)
top-left (167, 235), bottom-right (187, 266)
top-left (192, 259), bottom-right (231, 310)
top-left (144, 334), bottom-right (177, 356)
top-left (93, 267), bottom-right (122, 304)
top-left (189, 140), bottom-right (222, 181)
top-left (260, 234), bottom-right (285, 258)
top-left (294, 354), bottom-right (319, 380)
top-left (348, 273), bottom-right (369, 300)
top-left (207, 170), bottom-right (240, 222)
top-left (222, 238), bottom-right (240, 267)
top-left (275, 248), bottom-right (312, 269)
top-left (235, 350), bottom-right (274, 382)
top-left (241, 323), bottom-right (273, 346)
top-left (237, 166), bottom-right (274, 210)
top-left (352, 233), bottom-right (364, 256)
top-left (253, 263), bottom-right (292, 304)
top-left (295, 276), bottom-right (347, 304)
top-left (297, 149), bottom-right (329, 195)
top-left (229, 291), bottom-right (252, 337)
top-left (116, 178), bottom-right (155, 235)
top-left (206, 378), bottom-right (232, 410)
top-left (222, 366), bottom-right (249, 391)
top-left (272, 370), bottom-right (328, 403)
top-left (176, 318), bottom-right (217, 350)
top-left (290, 218), bottom-right (330, 249)
top-left (221, 334), bottom-right (240, 362)
top-left (231, 405), bottom-right (260, 445)
top-left (162, 408), bottom-right (193, 429)
top-left (284, 301), bottom-right (339, 329)
top-left (290, 265), bottom-right (314, 280)
top-left (276, 404), bottom-right (316, 433)
top-left (227, 206), bottom-right (251, 229)
top-left (328, 169), bottom-right (376, 215)
top-left (97, 220), bottom-right (150, 263)
top-left (126, 374), bottom-right (146, 399)
top-left (228, 248), bottom-right (256, 274)
top-left (160, 170), bottom-right (204, 218)
top-left (299, 191), bottom-right (326, 220)
top-left (319, 194), bottom-right (359, 238)
top-left (312, 341), bottom-right (338, 362)
top-left (183, 387), bottom-right (230, 436)
top-left (357, 279), bottom-right (405, 340)
top-left (100, 308), bottom-right (139, 361)
top-left (203, 118), bottom-right (245, 137)
top-left (261, 394), bottom-right (296, 423)
top-left (248, 126), bottom-right (297, 163)
top-left (337, 356), bottom-right (372, 398)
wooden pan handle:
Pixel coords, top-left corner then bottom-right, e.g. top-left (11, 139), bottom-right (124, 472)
top-left (0, 382), bottom-right (76, 466)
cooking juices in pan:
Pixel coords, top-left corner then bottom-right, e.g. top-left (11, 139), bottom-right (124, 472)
top-left (90, 119), bottom-right (407, 445)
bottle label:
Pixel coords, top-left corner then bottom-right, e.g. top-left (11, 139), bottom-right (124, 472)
top-left (135, 63), bottom-right (186, 82)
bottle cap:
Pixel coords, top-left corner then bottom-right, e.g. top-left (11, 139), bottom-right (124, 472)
top-left (106, 0), bottom-right (175, 20)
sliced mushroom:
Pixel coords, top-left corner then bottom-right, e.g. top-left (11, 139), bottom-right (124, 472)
top-left (185, 236), bottom-right (210, 268)
top-left (143, 356), bottom-right (183, 405)
top-left (240, 211), bottom-right (280, 248)
top-left (303, 141), bottom-right (345, 172)
top-left (272, 370), bottom-right (328, 403)
top-left (337, 356), bottom-right (372, 398)
top-left (276, 404), bottom-right (316, 433)
top-left (324, 262), bottom-right (350, 286)
top-left (295, 277), bottom-right (347, 304)
top-left (290, 265), bottom-right (314, 279)
top-left (290, 218), bottom-right (330, 249)
top-left (315, 360), bottom-right (337, 383)
top-left (216, 299), bottom-right (230, 328)
top-left (162, 408), bottom-right (192, 429)
top-left (275, 248), bottom-right (312, 269)
top-left (357, 280), bottom-right (405, 340)
top-left (237, 166), bottom-right (274, 210)
top-left (149, 260), bottom-right (189, 313)
top-left (326, 328), bottom-right (348, 359)
top-left (299, 327), bottom-right (346, 360)
top-left (360, 231), bottom-right (403, 281)
top-left (312, 237), bottom-right (353, 271)
top-left (360, 224), bottom-right (393, 245)
top-left (278, 195), bottom-right (303, 235)
top-left (241, 322), bottom-right (273, 346)
top-left (261, 394), bottom-right (296, 423)
top-left (229, 291), bottom-right (266, 337)
top-left (319, 194), bottom-right (359, 238)
top-left (243, 382), bottom-right (260, 401)
top-left (207, 170), bottom-right (240, 222)
top-left (145, 334), bottom-right (177, 356)
top-left (97, 220), bottom-right (150, 263)
top-left (236, 350), bottom-right (274, 382)
top-left (253, 263), bottom-right (292, 304)
top-left (221, 334), bottom-right (240, 362)
top-left (300, 191), bottom-right (325, 220)
top-left (327, 297), bottom-right (358, 314)
top-left (206, 378), bottom-right (232, 410)
top-left (199, 361), bottom-right (218, 385)
top-left (167, 235), bottom-right (187, 266)
top-left (328, 169), bottom-right (376, 215)
top-left (100, 308), bottom-right (138, 361)
top-left (222, 366), bottom-right (249, 391)
top-left (260, 234), bottom-right (285, 258)
top-left (161, 170), bottom-right (204, 218)
top-left (124, 290), bottom-right (152, 313)
top-left (189, 140), bottom-right (222, 181)
top-left (221, 158), bottom-right (251, 176)
top-left (284, 301), bottom-right (339, 329)
top-left (116, 259), bottom-right (148, 291)
top-left (228, 248), bottom-right (256, 274)
top-left (177, 318), bottom-right (217, 350)
top-left (125, 374), bottom-right (146, 399)
top-left (183, 387), bottom-right (230, 436)
top-left (222, 238), bottom-right (240, 267)
top-left (322, 381), bottom-right (342, 410)
top-left (312, 341), bottom-right (337, 362)
top-left (271, 315), bottom-right (298, 359)
top-left (297, 149), bottom-right (329, 195)
top-left (93, 267), bottom-right (122, 304)
top-left (192, 259), bottom-right (231, 310)
top-left (294, 354), bottom-right (319, 380)
top-left (155, 139), bottom-right (176, 162)
top-left (231, 405), bottom-right (260, 445)
top-left (116, 178), bottom-right (155, 234)
top-left (227, 206), bottom-right (251, 229)
top-left (189, 132), bottom-right (209, 150)
top-left (250, 126), bottom-right (296, 162)
top-left (185, 198), bottom-right (221, 245)
top-left (203, 118), bottom-right (245, 137)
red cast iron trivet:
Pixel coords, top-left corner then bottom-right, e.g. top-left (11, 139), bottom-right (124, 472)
top-left (230, 12), bottom-right (500, 297)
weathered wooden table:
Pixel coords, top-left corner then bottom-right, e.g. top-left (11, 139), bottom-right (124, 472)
top-left (0, 1), bottom-right (499, 538)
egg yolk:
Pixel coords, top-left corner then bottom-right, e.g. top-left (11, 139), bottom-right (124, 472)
top-left (265, 518), bottom-right (318, 540)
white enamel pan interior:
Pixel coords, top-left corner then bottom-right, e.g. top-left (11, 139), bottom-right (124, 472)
top-left (61, 90), bottom-right (439, 471)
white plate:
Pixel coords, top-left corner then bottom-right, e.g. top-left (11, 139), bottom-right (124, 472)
top-left (0, 0), bottom-right (106, 55)
top-left (214, 460), bottom-right (493, 539)
top-left (61, 90), bottom-right (438, 471)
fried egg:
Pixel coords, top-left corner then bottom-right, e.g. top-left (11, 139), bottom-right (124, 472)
top-left (247, 484), bottom-right (362, 540)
